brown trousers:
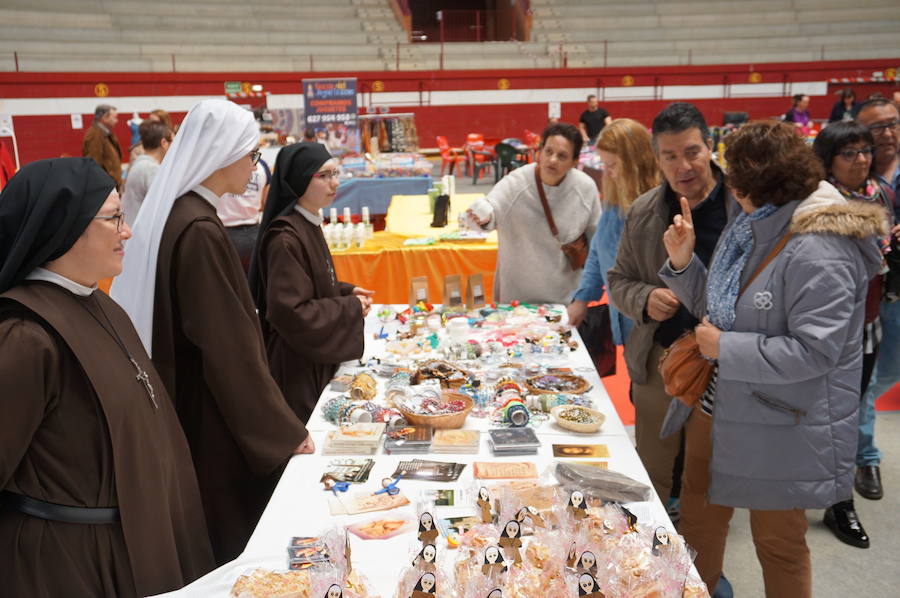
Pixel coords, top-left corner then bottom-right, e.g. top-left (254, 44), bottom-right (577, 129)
top-left (680, 408), bottom-right (812, 598)
top-left (632, 343), bottom-right (682, 503)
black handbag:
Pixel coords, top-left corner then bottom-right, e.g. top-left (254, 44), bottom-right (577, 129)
top-left (885, 234), bottom-right (900, 301)
top-left (577, 304), bottom-right (617, 377)
top-left (431, 194), bottom-right (450, 227)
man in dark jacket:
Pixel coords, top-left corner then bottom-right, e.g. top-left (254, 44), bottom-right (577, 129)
top-left (608, 102), bottom-right (738, 510)
top-left (82, 104), bottom-right (122, 190)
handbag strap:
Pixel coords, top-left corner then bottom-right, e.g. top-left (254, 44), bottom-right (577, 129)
top-left (534, 166), bottom-right (560, 239)
top-left (738, 231), bottom-right (793, 296)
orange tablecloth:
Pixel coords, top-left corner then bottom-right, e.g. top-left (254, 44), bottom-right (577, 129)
top-left (332, 193), bottom-right (498, 304)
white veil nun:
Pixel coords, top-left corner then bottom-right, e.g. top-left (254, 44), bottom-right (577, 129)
top-left (111, 99), bottom-right (259, 354)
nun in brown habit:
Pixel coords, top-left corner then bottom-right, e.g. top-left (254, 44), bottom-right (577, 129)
top-left (0, 158), bottom-right (214, 597)
top-left (111, 100), bottom-right (313, 565)
top-left (249, 143), bottom-right (372, 423)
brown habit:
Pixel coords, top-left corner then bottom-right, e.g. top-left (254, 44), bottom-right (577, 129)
top-left (152, 192), bottom-right (308, 564)
top-left (0, 282), bottom-right (214, 597)
top-left (257, 209), bottom-right (364, 422)
top-left (82, 124), bottom-right (123, 189)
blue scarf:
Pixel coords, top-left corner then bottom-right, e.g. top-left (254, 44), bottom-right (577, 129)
top-left (706, 204), bottom-right (779, 331)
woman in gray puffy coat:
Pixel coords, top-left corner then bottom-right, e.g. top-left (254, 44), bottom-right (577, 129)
top-left (659, 122), bottom-right (886, 597)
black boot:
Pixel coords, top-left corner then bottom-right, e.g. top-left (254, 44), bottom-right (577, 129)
top-left (824, 500), bottom-right (870, 549)
top-left (855, 465), bottom-right (883, 500)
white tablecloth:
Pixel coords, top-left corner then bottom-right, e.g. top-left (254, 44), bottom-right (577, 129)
top-left (151, 306), bottom-right (670, 598)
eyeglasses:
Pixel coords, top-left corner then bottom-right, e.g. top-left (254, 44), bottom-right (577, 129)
top-left (94, 211), bottom-right (125, 232)
top-left (249, 150), bottom-right (262, 165)
top-left (313, 169), bottom-right (341, 181)
top-left (867, 120), bottom-right (900, 135)
top-left (837, 146), bottom-right (873, 161)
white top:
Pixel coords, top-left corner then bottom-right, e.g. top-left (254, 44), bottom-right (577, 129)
top-left (217, 162), bottom-right (267, 227)
top-left (25, 267), bottom-right (95, 296)
top-left (121, 154), bottom-right (160, 227)
top-left (472, 162), bottom-right (601, 304)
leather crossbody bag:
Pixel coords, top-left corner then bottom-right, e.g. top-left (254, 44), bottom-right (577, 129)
top-left (534, 166), bottom-right (588, 271)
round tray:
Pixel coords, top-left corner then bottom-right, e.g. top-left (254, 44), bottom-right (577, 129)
top-left (398, 393), bottom-right (473, 429)
top-left (525, 373), bottom-right (590, 394)
top-left (551, 405), bottom-right (605, 434)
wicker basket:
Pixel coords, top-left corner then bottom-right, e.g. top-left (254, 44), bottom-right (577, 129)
top-left (398, 393), bottom-right (474, 429)
top-left (525, 374), bottom-right (590, 395)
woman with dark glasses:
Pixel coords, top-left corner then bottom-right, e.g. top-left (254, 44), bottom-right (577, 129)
top-left (249, 142), bottom-right (372, 424)
top-left (813, 121), bottom-right (896, 550)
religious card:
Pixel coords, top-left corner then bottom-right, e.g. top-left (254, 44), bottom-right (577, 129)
top-left (488, 428), bottom-right (540, 450)
top-left (473, 461), bottom-right (539, 480)
top-left (431, 429), bottom-right (480, 454)
top-left (321, 458), bottom-right (375, 483)
top-left (420, 488), bottom-right (456, 506)
top-left (384, 425), bottom-right (433, 454)
top-left (393, 460), bottom-right (465, 482)
top-left (552, 444), bottom-right (610, 459)
top-left (328, 489), bottom-right (410, 516)
top-left (287, 537), bottom-right (330, 570)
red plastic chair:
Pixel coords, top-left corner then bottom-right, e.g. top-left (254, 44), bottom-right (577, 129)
top-left (523, 129), bottom-right (541, 162)
top-left (436, 135), bottom-right (466, 176)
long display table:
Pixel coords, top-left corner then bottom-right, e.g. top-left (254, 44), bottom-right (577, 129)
top-left (152, 306), bottom-right (686, 598)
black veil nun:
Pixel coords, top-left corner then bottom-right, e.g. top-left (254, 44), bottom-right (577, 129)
top-left (248, 142), bottom-right (333, 306)
top-left (0, 157), bottom-right (115, 293)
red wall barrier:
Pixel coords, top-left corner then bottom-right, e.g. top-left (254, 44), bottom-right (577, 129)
top-left (1, 58), bottom-right (897, 166)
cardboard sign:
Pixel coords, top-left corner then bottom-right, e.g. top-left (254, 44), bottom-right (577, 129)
top-left (466, 273), bottom-right (485, 308)
top-left (409, 276), bottom-right (429, 306)
top-left (443, 275), bottom-right (463, 307)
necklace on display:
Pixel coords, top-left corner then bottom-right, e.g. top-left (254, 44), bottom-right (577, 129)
top-left (78, 295), bottom-right (159, 410)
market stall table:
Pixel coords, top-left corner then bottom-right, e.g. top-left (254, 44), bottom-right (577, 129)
top-left (152, 305), bottom-right (693, 598)
top-left (332, 194), bottom-right (498, 304)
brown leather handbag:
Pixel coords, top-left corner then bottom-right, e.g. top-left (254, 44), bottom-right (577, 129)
top-left (659, 331), bottom-right (713, 407)
top-left (535, 167), bottom-right (589, 271)
top-left (659, 231), bottom-right (793, 406)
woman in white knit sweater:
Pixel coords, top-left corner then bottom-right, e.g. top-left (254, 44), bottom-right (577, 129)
top-left (468, 123), bottom-right (601, 304)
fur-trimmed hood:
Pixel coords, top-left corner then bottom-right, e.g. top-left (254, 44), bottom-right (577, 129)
top-left (791, 180), bottom-right (889, 238)
top-left (790, 180), bottom-right (887, 279)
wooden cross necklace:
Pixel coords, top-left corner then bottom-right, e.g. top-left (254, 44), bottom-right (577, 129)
top-left (79, 296), bottom-right (159, 410)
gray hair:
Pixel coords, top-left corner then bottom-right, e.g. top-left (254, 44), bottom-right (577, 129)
top-left (93, 104), bottom-right (116, 121)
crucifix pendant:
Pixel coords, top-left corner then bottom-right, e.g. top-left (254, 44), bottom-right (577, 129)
top-left (130, 357), bottom-right (158, 409)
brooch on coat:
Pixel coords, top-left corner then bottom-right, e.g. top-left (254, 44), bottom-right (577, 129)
top-left (753, 291), bottom-right (774, 311)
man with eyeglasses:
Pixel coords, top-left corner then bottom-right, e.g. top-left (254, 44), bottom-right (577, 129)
top-left (850, 98), bottom-right (900, 505)
top-left (858, 98), bottom-right (900, 204)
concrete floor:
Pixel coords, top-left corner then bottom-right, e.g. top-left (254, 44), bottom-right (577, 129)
top-left (721, 411), bottom-right (900, 597)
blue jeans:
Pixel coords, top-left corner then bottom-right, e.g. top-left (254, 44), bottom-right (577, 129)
top-left (858, 300), bottom-right (900, 466)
